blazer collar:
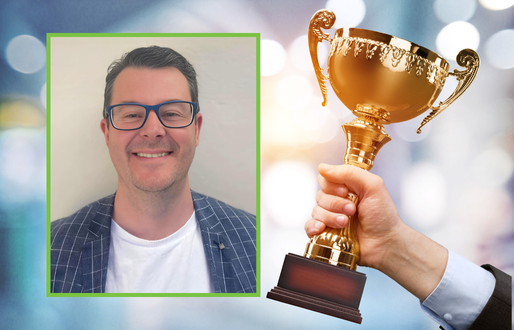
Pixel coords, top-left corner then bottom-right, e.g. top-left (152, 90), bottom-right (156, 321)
top-left (87, 194), bottom-right (115, 238)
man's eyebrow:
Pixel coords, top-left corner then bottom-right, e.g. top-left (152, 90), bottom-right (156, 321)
top-left (115, 99), bottom-right (186, 105)
top-left (116, 101), bottom-right (138, 104)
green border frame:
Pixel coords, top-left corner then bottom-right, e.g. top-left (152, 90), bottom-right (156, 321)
top-left (46, 33), bottom-right (261, 297)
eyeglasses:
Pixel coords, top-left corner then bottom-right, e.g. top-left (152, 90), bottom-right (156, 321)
top-left (106, 101), bottom-right (198, 131)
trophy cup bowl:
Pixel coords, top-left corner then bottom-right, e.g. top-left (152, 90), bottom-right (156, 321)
top-left (311, 11), bottom-right (480, 130)
top-left (267, 9), bottom-right (479, 324)
top-left (323, 29), bottom-right (450, 124)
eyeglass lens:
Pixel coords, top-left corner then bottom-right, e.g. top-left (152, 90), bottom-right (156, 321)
top-left (111, 102), bottom-right (193, 129)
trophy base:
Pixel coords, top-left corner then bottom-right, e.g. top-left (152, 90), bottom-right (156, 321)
top-left (267, 253), bottom-right (366, 324)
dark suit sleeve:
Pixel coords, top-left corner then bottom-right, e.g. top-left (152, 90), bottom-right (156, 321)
top-left (465, 264), bottom-right (512, 330)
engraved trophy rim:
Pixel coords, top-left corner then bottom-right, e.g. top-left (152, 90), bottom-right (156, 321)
top-left (334, 27), bottom-right (448, 65)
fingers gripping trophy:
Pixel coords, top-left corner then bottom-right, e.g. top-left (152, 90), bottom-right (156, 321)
top-left (267, 9), bottom-right (480, 323)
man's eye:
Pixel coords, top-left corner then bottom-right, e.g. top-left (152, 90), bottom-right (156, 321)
top-left (162, 112), bottom-right (179, 117)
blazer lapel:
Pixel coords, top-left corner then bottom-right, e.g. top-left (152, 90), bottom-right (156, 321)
top-left (192, 191), bottom-right (249, 293)
top-left (81, 195), bottom-right (114, 293)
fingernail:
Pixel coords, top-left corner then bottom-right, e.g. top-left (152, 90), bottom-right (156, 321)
top-left (335, 187), bottom-right (346, 197)
top-left (314, 222), bottom-right (323, 230)
top-left (343, 203), bottom-right (354, 215)
top-left (336, 215), bottom-right (346, 227)
top-left (319, 163), bottom-right (332, 172)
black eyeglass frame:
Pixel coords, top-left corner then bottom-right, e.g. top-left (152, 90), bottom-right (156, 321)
top-left (106, 100), bottom-right (198, 131)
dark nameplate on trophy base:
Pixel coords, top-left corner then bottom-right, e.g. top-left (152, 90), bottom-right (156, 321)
top-left (267, 253), bottom-right (366, 324)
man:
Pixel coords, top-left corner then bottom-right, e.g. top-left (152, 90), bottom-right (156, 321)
top-left (51, 46), bottom-right (256, 294)
top-left (306, 164), bottom-right (511, 330)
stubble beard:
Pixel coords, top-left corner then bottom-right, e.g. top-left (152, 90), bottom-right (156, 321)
top-left (129, 165), bottom-right (185, 193)
top-left (127, 148), bottom-right (196, 195)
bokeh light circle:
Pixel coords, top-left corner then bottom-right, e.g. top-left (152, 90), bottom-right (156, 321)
top-left (436, 21), bottom-right (480, 60)
top-left (305, 118), bottom-right (340, 144)
top-left (0, 98), bottom-right (45, 129)
top-left (292, 96), bottom-right (330, 131)
top-left (485, 29), bottom-right (514, 69)
top-left (401, 162), bottom-right (447, 229)
top-left (479, 0), bottom-right (514, 10)
top-left (261, 39), bottom-right (287, 76)
top-left (262, 106), bottom-right (317, 154)
top-left (275, 75), bottom-right (313, 111)
top-left (5, 35), bottom-right (46, 74)
top-left (262, 108), bottom-right (297, 147)
top-left (471, 148), bottom-right (514, 187)
top-left (290, 35), bottom-right (328, 71)
top-left (326, 0), bottom-right (366, 28)
top-left (433, 0), bottom-right (477, 23)
top-left (457, 187), bottom-right (512, 238)
top-left (263, 161), bottom-right (317, 228)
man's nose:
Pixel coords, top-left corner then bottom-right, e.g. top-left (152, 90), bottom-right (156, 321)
top-left (139, 109), bottom-right (165, 138)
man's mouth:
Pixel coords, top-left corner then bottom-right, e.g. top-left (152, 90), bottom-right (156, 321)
top-left (135, 152), bottom-right (171, 158)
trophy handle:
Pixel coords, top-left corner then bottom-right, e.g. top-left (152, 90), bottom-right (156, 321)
top-left (417, 49), bottom-right (480, 133)
top-left (308, 10), bottom-right (336, 106)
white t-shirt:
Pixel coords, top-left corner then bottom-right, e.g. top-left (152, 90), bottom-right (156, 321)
top-left (105, 211), bottom-right (214, 293)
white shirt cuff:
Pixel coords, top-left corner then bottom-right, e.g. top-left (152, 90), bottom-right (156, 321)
top-left (420, 250), bottom-right (496, 330)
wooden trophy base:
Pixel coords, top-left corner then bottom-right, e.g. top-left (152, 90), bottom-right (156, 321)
top-left (267, 253), bottom-right (366, 324)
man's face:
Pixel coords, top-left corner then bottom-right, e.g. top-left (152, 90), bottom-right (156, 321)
top-left (100, 67), bottom-right (202, 193)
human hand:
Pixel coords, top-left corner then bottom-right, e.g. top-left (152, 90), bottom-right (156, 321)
top-left (305, 164), bottom-right (404, 271)
top-left (305, 163), bottom-right (447, 300)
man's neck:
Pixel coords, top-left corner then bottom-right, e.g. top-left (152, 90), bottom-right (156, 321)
top-left (112, 179), bottom-right (195, 240)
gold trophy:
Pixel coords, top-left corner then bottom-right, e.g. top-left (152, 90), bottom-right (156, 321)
top-left (267, 9), bottom-right (479, 323)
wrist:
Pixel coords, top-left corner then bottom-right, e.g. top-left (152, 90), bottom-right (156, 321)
top-left (375, 224), bottom-right (448, 300)
top-left (372, 221), bottom-right (409, 273)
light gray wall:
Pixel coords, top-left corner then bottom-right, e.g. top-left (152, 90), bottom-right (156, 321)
top-left (50, 36), bottom-right (256, 221)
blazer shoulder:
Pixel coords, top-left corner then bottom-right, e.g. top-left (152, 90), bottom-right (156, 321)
top-left (192, 191), bottom-right (256, 227)
top-left (50, 195), bottom-right (114, 293)
top-left (50, 194), bottom-right (115, 245)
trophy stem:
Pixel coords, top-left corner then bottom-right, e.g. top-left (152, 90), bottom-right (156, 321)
top-left (342, 114), bottom-right (392, 171)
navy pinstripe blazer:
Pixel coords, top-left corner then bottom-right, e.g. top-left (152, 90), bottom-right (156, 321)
top-left (50, 191), bottom-right (256, 293)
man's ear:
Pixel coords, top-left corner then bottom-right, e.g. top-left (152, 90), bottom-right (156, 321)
top-left (100, 119), bottom-right (110, 147)
top-left (194, 113), bottom-right (203, 147)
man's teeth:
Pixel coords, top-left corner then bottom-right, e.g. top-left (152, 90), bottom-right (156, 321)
top-left (136, 152), bottom-right (171, 158)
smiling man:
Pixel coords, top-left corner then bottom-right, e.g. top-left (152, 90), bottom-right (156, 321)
top-left (50, 46), bottom-right (256, 294)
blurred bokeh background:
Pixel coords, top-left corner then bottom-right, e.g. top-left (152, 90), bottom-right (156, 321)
top-left (1, 0), bottom-right (513, 329)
